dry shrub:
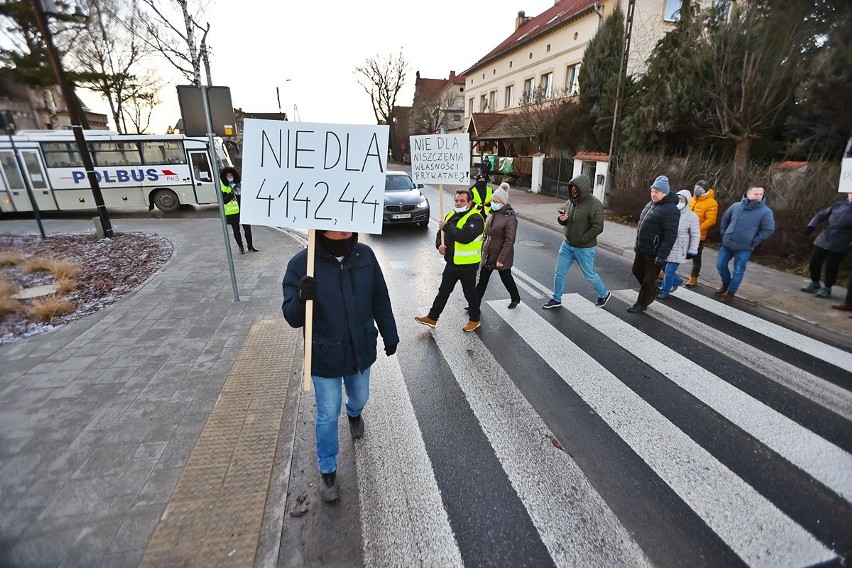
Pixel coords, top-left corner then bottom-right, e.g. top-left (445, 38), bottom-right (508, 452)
top-left (21, 256), bottom-right (57, 274)
top-left (0, 274), bottom-right (22, 316)
top-left (54, 276), bottom-right (78, 295)
top-left (30, 295), bottom-right (75, 321)
top-left (49, 260), bottom-right (81, 279)
top-left (0, 251), bottom-right (24, 267)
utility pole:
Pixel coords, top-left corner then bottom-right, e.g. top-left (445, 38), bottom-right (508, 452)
top-left (30, 0), bottom-right (114, 238)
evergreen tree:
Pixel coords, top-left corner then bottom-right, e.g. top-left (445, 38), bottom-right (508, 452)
top-left (578, 5), bottom-right (624, 151)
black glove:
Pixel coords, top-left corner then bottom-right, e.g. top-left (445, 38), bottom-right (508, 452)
top-left (485, 261), bottom-right (496, 271)
top-left (298, 276), bottom-right (317, 302)
top-left (384, 343), bottom-right (397, 356)
top-left (686, 253), bottom-right (696, 259)
top-left (654, 257), bottom-right (666, 268)
top-left (803, 226), bottom-right (815, 236)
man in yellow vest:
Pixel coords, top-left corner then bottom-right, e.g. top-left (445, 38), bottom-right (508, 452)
top-left (470, 174), bottom-right (493, 220)
top-left (416, 188), bottom-right (485, 332)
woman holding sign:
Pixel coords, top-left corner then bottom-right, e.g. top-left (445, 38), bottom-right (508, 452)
top-left (282, 230), bottom-right (398, 503)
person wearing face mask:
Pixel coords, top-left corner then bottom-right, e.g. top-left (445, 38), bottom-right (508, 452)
top-left (628, 175), bottom-right (680, 313)
top-left (416, 188), bottom-right (485, 332)
top-left (715, 185), bottom-right (776, 304)
top-left (474, 182), bottom-right (521, 309)
top-left (219, 167), bottom-right (258, 254)
top-left (469, 174), bottom-right (493, 220)
top-left (282, 230), bottom-right (399, 503)
top-left (657, 190), bottom-right (700, 299)
top-left (800, 192), bottom-right (852, 299)
top-left (543, 174), bottom-right (611, 309)
top-left (685, 180), bottom-right (718, 287)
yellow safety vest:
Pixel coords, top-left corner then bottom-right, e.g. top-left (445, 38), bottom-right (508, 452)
top-left (471, 184), bottom-right (493, 216)
top-left (445, 208), bottom-right (484, 265)
top-left (221, 183), bottom-right (239, 216)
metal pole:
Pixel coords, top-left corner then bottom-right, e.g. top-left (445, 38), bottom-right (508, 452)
top-left (198, 40), bottom-right (239, 302)
top-left (6, 130), bottom-right (47, 239)
top-left (30, 0), bottom-right (114, 238)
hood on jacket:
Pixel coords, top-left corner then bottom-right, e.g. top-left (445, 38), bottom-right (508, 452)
top-left (694, 188), bottom-right (716, 201)
top-left (676, 189), bottom-right (692, 205)
top-left (220, 167), bottom-right (241, 185)
top-left (568, 174), bottom-right (592, 202)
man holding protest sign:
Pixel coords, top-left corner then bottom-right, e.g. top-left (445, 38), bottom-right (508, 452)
top-left (416, 188), bottom-right (485, 332)
top-left (282, 230), bottom-right (398, 502)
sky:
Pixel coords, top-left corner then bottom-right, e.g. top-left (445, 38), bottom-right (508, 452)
top-left (82, 0), bottom-right (557, 133)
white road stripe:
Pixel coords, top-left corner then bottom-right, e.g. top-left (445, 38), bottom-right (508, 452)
top-left (567, 294), bottom-right (852, 503)
top-left (432, 308), bottom-right (651, 567)
top-left (512, 267), bottom-right (550, 298)
top-left (358, 354), bottom-right (463, 567)
top-left (490, 299), bottom-right (837, 567)
top-left (612, 289), bottom-right (852, 422)
top-left (673, 288), bottom-right (852, 371)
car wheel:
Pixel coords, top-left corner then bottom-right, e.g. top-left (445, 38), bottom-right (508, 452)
top-left (153, 189), bottom-right (180, 212)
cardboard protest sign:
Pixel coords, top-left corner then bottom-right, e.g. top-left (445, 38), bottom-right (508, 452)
top-left (240, 119), bottom-right (390, 234)
top-left (409, 133), bottom-right (470, 185)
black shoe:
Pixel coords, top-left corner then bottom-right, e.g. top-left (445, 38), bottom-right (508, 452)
top-left (321, 471), bottom-right (339, 502)
top-left (542, 299), bottom-right (562, 309)
top-left (348, 414), bottom-right (364, 439)
top-left (248, 246), bottom-right (259, 252)
top-left (595, 292), bottom-right (611, 307)
top-left (238, 246), bottom-right (245, 255)
top-left (508, 300), bottom-right (519, 309)
top-left (627, 303), bottom-right (646, 313)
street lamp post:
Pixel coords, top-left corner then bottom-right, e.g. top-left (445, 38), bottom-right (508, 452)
top-left (30, 0), bottom-right (114, 238)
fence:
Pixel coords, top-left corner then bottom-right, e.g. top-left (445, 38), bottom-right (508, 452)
top-left (541, 156), bottom-right (575, 199)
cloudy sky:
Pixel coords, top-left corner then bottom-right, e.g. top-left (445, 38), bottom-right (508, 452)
top-left (83, 0), bottom-right (556, 132)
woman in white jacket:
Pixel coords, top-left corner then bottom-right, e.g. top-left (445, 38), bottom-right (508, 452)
top-left (658, 189), bottom-right (700, 299)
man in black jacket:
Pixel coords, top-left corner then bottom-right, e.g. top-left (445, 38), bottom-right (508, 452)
top-left (629, 175), bottom-right (680, 313)
top-left (282, 230), bottom-right (399, 502)
top-left (416, 188), bottom-right (485, 332)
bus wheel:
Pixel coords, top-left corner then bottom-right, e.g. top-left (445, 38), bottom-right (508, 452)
top-left (153, 189), bottom-right (179, 212)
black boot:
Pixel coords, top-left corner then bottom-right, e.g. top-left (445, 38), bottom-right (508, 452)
top-left (248, 244), bottom-right (259, 252)
top-left (238, 245), bottom-right (245, 254)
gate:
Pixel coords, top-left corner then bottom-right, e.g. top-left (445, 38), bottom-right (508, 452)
top-left (542, 156), bottom-right (574, 199)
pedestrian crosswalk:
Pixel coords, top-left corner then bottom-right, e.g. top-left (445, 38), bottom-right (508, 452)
top-left (353, 285), bottom-right (851, 567)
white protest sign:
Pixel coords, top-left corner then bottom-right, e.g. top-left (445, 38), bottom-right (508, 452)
top-left (239, 119), bottom-right (389, 234)
top-left (840, 138), bottom-right (852, 193)
top-left (409, 133), bottom-right (470, 185)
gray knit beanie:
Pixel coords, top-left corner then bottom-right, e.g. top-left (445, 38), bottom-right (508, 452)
top-left (651, 175), bottom-right (671, 193)
top-left (492, 182), bottom-right (510, 205)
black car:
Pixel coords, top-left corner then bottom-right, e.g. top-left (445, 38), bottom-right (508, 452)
top-left (383, 171), bottom-right (430, 227)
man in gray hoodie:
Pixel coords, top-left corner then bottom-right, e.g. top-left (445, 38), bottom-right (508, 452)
top-left (542, 174), bottom-right (611, 309)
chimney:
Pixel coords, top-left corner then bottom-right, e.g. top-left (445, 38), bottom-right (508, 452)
top-left (449, 71), bottom-right (456, 80)
top-left (515, 10), bottom-right (531, 30)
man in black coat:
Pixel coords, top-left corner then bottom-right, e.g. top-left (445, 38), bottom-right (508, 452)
top-left (629, 175), bottom-right (680, 313)
top-left (282, 230), bottom-right (399, 502)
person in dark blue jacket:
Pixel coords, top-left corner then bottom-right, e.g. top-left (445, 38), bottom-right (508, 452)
top-left (629, 175), bottom-right (680, 313)
top-left (282, 230), bottom-right (399, 503)
top-left (715, 186), bottom-right (776, 304)
top-left (801, 193), bottom-right (852, 299)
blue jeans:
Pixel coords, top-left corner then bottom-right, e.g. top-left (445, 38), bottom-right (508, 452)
top-left (312, 368), bottom-right (371, 474)
top-left (660, 262), bottom-right (682, 294)
top-left (716, 246), bottom-right (752, 293)
top-left (552, 241), bottom-right (608, 301)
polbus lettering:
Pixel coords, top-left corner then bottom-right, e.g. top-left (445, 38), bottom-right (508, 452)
top-left (70, 168), bottom-right (159, 184)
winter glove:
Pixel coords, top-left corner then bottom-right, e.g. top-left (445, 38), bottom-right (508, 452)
top-left (654, 257), bottom-right (666, 268)
top-left (384, 343), bottom-right (397, 357)
top-left (298, 276), bottom-right (317, 302)
top-left (485, 261), bottom-right (496, 271)
top-left (803, 226), bottom-right (815, 236)
top-left (686, 253), bottom-right (696, 259)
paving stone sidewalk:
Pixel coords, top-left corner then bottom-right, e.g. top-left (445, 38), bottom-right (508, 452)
top-left (0, 217), bottom-right (303, 568)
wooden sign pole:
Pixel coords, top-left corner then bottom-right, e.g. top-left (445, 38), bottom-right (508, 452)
top-left (439, 183), bottom-right (445, 246)
top-left (303, 229), bottom-right (315, 392)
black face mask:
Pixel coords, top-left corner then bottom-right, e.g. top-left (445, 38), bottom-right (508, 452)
top-left (318, 232), bottom-right (354, 257)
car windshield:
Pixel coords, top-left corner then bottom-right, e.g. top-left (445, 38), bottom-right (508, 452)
top-left (385, 174), bottom-right (415, 191)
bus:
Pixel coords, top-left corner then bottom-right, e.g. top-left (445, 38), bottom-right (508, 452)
top-left (0, 130), bottom-right (233, 213)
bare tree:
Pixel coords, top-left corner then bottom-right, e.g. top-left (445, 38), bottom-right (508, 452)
top-left (699, 2), bottom-right (817, 167)
top-left (409, 90), bottom-right (461, 135)
top-left (504, 88), bottom-right (575, 154)
top-left (354, 51), bottom-right (408, 157)
top-left (131, 0), bottom-right (208, 85)
top-left (124, 70), bottom-right (162, 133)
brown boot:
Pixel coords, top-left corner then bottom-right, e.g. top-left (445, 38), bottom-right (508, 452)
top-left (685, 276), bottom-right (698, 288)
top-left (713, 283), bottom-right (729, 297)
top-left (720, 291), bottom-right (736, 304)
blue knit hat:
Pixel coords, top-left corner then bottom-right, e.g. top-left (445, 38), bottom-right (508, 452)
top-left (651, 175), bottom-right (670, 193)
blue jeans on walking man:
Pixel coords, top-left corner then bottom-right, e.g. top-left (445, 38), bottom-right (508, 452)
top-left (312, 368), bottom-right (370, 474)
top-left (660, 261), bottom-right (683, 295)
top-left (551, 241), bottom-right (608, 301)
top-left (716, 246), bottom-right (752, 293)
